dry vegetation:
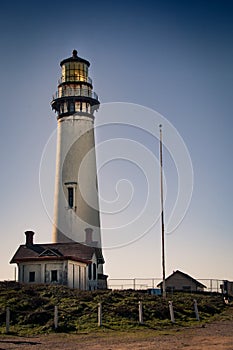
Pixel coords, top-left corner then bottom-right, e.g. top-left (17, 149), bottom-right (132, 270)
top-left (0, 282), bottom-right (232, 349)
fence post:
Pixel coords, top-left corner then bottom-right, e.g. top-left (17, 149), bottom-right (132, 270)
top-left (169, 301), bottom-right (175, 323)
top-left (54, 305), bottom-right (58, 329)
top-left (6, 307), bottom-right (10, 334)
top-left (98, 302), bottom-right (102, 327)
top-left (138, 301), bottom-right (143, 324)
top-left (133, 278), bottom-right (136, 290)
top-left (210, 279), bottom-right (213, 292)
top-left (194, 299), bottom-right (200, 321)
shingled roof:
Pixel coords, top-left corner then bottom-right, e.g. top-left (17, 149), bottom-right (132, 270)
top-left (10, 242), bottom-right (104, 265)
top-left (157, 270), bottom-right (206, 289)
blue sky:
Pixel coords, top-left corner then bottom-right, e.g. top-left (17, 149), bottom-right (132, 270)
top-left (0, 0), bottom-right (233, 283)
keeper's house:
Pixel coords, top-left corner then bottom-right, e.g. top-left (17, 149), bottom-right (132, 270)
top-left (10, 231), bottom-right (107, 290)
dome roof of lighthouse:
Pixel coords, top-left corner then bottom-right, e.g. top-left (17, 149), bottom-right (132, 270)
top-left (60, 49), bottom-right (90, 67)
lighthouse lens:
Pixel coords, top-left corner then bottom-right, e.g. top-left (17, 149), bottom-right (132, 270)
top-left (62, 62), bottom-right (88, 83)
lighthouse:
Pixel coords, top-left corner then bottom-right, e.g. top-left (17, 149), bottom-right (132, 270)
top-left (51, 50), bottom-right (102, 249)
top-left (10, 50), bottom-right (107, 289)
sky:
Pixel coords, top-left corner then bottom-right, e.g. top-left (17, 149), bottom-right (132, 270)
top-left (0, 0), bottom-right (233, 285)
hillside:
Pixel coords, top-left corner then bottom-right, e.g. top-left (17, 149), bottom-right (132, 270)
top-left (0, 282), bottom-right (227, 335)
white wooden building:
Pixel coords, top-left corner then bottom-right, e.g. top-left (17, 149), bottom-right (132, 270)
top-left (157, 270), bottom-right (206, 292)
top-left (10, 231), bottom-right (107, 290)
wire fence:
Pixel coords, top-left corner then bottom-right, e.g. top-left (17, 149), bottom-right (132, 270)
top-left (107, 278), bottom-right (224, 293)
top-left (1, 298), bottom-right (203, 334)
top-left (0, 281), bottom-right (227, 334)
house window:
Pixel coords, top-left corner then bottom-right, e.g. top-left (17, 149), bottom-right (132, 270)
top-left (51, 270), bottom-right (58, 282)
top-left (93, 263), bottom-right (97, 280)
top-left (88, 264), bottom-right (92, 280)
top-left (182, 286), bottom-right (191, 291)
top-left (29, 271), bottom-right (35, 282)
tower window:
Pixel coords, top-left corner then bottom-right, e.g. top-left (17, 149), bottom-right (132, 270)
top-left (29, 271), bottom-right (35, 282)
top-left (68, 187), bottom-right (74, 208)
top-left (64, 182), bottom-right (77, 210)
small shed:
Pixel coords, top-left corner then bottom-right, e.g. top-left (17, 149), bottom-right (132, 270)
top-left (157, 270), bottom-right (206, 292)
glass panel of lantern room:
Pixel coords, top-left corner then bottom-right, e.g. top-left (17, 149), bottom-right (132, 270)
top-left (64, 63), bottom-right (71, 82)
top-left (75, 101), bottom-right (81, 111)
top-left (80, 63), bottom-right (85, 81)
top-left (72, 63), bottom-right (78, 81)
top-left (74, 62), bottom-right (88, 82)
top-left (82, 103), bottom-right (86, 112)
top-left (74, 63), bottom-right (79, 81)
top-left (70, 69), bottom-right (75, 81)
top-left (64, 102), bottom-right (68, 113)
top-left (83, 64), bottom-right (88, 81)
top-left (69, 102), bottom-right (75, 113)
top-left (84, 64), bottom-right (88, 77)
top-left (61, 65), bottom-right (65, 82)
top-left (82, 88), bottom-right (86, 97)
top-left (58, 86), bottom-right (62, 98)
top-left (67, 87), bottom-right (72, 96)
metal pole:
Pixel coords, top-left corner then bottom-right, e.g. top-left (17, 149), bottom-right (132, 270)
top-left (159, 125), bottom-right (166, 298)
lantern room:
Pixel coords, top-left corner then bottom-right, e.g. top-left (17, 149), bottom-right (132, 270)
top-left (51, 50), bottom-right (99, 118)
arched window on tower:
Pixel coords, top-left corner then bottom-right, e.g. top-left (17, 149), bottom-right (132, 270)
top-left (68, 187), bottom-right (74, 208)
top-left (64, 182), bottom-right (77, 210)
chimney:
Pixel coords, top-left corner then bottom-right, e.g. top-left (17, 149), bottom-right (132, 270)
top-left (85, 228), bottom-right (93, 245)
top-left (25, 231), bottom-right (35, 245)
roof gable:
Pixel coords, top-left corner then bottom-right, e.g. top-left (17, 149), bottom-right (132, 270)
top-left (39, 249), bottom-right (61, 257)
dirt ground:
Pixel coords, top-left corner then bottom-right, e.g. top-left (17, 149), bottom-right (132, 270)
top-left (0, 307), bottom-right (233, 350)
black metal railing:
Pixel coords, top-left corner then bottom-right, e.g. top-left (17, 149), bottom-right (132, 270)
top-left (58, 76), bottom-right (92, 85)
top-left (53, 88), bottom-right (98, 101)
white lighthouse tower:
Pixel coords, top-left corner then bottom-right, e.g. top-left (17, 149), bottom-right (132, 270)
top-left (51, 50), bottom-right (102, 249)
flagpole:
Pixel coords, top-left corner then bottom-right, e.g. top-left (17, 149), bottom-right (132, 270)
top-left (159, 124), bottom-right (166, 298)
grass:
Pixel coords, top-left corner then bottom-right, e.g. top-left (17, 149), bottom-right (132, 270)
top-left (0, 281), bottom-right (227, 336)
